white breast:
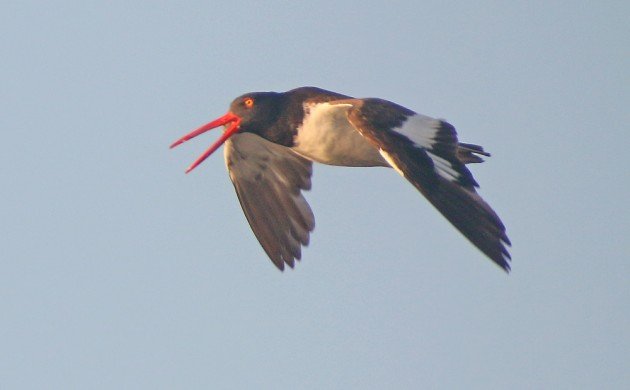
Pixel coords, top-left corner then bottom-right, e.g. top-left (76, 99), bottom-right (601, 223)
top-left (292, 102), bottom-right (387, 167)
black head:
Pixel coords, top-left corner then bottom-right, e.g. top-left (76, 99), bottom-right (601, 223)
top-left (228, 92), bottom-right (284, 135)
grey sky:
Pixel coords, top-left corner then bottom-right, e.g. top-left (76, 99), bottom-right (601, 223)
top-left (1, 1), bottom-right (628, 389)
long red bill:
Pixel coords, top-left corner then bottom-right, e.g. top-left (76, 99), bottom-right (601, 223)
top-left (170, 112), bottom-right (241, 173)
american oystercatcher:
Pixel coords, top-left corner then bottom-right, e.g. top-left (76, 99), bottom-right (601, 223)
top-left (171, 87), bottom-right (511, 271)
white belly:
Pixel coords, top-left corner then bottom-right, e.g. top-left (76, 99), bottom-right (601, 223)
top-left (292, 102), bottom-right (388, 167)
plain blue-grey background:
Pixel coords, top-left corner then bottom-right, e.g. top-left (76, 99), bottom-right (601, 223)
top-left (2, 1), bottom-right (628, 389)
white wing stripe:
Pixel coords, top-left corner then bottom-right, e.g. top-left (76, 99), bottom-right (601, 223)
top-left (392, 114), bottom-right (441, 150)
top-left (391, 114), bottom-right (461, 182)
top-left (427, 151), bottom-right (461, 181)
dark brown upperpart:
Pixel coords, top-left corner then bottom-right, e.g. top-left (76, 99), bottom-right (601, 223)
top-left (346, 98), bottom-right (511, 271)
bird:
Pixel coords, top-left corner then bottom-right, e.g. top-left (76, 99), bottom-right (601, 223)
top-left (170, 87), bottom-right (511, 272)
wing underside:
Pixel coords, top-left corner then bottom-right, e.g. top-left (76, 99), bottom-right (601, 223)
top-left (224, 133), bottom-right (315, 270)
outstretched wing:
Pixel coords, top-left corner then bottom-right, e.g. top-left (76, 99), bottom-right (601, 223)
top-left (342, 98), bottom-right (511, 271)
top-left (224, 133), bottom-right (315, 270)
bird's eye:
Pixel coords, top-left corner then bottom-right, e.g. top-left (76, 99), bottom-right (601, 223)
top-left (244, 98), bottom-right (254, 108)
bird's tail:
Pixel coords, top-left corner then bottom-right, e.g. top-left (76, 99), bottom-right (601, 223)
top-left (457, 143), bottom-right (491, 164)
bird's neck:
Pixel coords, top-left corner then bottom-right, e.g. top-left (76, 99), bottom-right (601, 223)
top-left (248, 99), bottom-right (304, 147)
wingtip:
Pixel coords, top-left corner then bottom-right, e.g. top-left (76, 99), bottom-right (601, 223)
top-left (501, 259), bottom-right (512, 273)
top-left (273, 261), bottom-right (285, 272)
top-left (496, 249), bottom-right (512, 273)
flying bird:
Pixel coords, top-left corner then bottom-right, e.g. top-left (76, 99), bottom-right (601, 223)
top-left (171, 87), bottom-right (511, 271)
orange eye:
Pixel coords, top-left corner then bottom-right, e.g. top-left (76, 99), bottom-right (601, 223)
top-left (244, 98), bottom-right (254, 108)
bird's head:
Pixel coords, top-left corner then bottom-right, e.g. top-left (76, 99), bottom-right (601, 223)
top-left (170, 92), bottom-right (283, 173)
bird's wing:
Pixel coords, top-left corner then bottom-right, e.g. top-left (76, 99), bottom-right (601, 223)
top-left (339, 98), bottom-right (511, 271)
top-left (224, 133), bottom-right (315, 270)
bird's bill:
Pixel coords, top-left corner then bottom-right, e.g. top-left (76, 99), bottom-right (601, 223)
top-left (170, 112), bottom-right (241, 173)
